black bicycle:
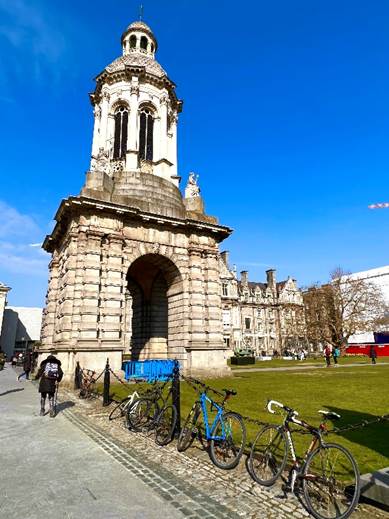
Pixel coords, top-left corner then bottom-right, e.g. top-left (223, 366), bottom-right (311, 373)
top-left (249, 400), bottom-right (360, 519)
top-left (126, 379), bottom-right (177, 446)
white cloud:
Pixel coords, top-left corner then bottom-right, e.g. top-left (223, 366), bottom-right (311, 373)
top-left (0, 201), bottom-right (49, 277)
top-left (0, 201), bottom-right (41, 239)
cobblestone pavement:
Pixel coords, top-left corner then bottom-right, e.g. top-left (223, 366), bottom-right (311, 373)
top-left (61, 387), bottom-right (389, 519)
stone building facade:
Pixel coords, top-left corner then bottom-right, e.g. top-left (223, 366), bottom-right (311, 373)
top-left (219, 253), bottom-right (306, 355)
top-left (39, 21), bottom-right (232, 377)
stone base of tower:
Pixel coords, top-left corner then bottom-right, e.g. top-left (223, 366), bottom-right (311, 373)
top-left (185, 346), bottom-right (231, 378)
top-left (36, 345), bottom-right (124, 385)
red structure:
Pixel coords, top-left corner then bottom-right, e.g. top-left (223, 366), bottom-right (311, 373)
top-left (346, 344), bottom-right (389, 356)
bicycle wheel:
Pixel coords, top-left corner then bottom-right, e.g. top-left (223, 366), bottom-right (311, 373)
top-left (177, 402), bottom-right (201, 452)
top-left (109, 398), bottom-right (130, 421)
top-left (248, 424), bottom-right (288, 486)
top-left (209, 412), bottom-right (246, 470)
top-left (302, 443), bottom-right (360, 519)
top-left (155, 405), bottom-right (178, 446)
top-left (126, 397), bottom-right (160, 432)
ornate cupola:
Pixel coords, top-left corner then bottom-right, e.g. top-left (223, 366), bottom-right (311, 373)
top-left (88, 20), bottom-right (182, 189)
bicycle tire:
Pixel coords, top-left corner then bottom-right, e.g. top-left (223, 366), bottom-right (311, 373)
top-left (209, 411), bottom-right (246, 470)
top-left (126, 397), bottom-right (160, 432)
top-left (302, 443), bottom-right (360, 519)
top-left (109, 398), bottom-right (131, 421)
top-left (248, 424), bottom-right (288, 486)
top-left (155, 404), bottom-right (178, 446)
top-left (177, 402), bottom-right (201, 452)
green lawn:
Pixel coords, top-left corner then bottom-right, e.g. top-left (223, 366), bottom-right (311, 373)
top-left (105, 363), bottom-right (389, 476)
top-left (228, 355), bottom-right (385, 369)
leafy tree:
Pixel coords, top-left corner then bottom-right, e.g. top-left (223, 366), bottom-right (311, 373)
top-left (303, 268), bottom-right (389, 351)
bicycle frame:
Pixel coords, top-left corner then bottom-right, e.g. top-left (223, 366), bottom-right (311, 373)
top-left (200, 392), bottom-right (226, 441)
top-left (281, 415), bottom-right (323, 491)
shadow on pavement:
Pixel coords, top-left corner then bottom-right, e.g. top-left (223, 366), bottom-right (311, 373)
top-left (56, 401), bottom-right (75, 414)
top-left (0, 388), bottom-right (25, 397)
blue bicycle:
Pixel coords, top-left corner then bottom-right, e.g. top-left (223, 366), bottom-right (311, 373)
top-left (177, 377), bottom-right (246, 470)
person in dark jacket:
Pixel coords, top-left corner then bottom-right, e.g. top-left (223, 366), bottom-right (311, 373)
top-left (35, 355), bottom-right (63, 417)
top-left (17, 353), bottom-right (32, 381)
top-left (369, 344), bottom-right (377, 365)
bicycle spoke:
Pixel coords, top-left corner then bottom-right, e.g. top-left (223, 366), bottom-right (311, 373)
top-left (249, 425), bottom-right (288, 486)
top-left (303, 444), bottom-right (360, 519)
top-left (209, 412), bottom-right (246, 470)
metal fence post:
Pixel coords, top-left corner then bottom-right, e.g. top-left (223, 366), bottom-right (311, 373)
top-left (103, 358), bottom-right (110, 407)
top-left (172, 359), bottom-right (181, 436)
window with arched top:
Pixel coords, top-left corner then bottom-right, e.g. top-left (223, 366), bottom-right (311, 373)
top-left (113, 105), bottom-right (128, 159)
top-left (140, 36), bottom-right (148, 50)
top-left (139, 107), bottom-right (154, 162)
top-left (129, 35), bottom-right (137, 48)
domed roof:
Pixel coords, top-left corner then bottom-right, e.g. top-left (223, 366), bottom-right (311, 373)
top-left (105, 53), bottom-right (166, 78)
top-left (126, 20), bottom-right (153, 32)
top-left (121, 20), bottom-right (157, 48)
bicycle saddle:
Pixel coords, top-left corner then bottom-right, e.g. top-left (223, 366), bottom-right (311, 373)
top-left (318, 410), bottom-right (341, 420)
top-left (223, 388), bottom-right (237, 396)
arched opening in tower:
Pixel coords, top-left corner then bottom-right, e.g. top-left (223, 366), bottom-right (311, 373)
top-left (126, 254), bottom-right (183, 360)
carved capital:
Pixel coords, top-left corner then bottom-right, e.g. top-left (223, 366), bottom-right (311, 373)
top-left (130, 85), bottom-right (140, 96)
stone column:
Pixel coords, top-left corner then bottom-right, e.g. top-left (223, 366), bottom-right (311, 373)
top-left (168, 114), bottom-right (178, 178)
top-left (126, 81), bottom-right (139, 170)
top-left (100, 90), bottom-right (110, 153)
top-left (187, 248), bottom-right (207, 347)
top-left (99, 235), bottom-right (124, 342)
top-left (78, 230), bottom-right (104, 341)
top-left (40, 254), bottom-right (59, 349)
top-left (91, 104), bottom-right (102, 157)
top-left (159, 94), bottom-right (168, 161)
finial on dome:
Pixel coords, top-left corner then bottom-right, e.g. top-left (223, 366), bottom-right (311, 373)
top-left (139, 4), bottom-right (144, 21)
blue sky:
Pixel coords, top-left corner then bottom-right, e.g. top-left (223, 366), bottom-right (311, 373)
top-left (1, 0), bottom-right (389, 307)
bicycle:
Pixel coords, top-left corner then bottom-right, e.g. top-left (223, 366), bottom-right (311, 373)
top-left (177, 377), bottom-right (246, 470)
top-left (249, 400), bottom-right (360, 519)
top-left (108, 390), bottom-right (140, 421)
top-left (126, 379), bottom-right (177, 446)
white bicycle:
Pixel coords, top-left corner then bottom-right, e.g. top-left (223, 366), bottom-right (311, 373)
top-left (108, 390), bottom-right (140, 421)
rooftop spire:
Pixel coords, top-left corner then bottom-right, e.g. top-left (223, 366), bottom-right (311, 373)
top-left (139, 3), bottom-right (144, 21)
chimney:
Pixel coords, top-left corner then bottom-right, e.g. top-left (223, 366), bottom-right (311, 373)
top-left (241, 270), bottom-right (248, 285)
top-left (266, 269), bottom-right (276, 289)
top-left (220, 251), bottom-right (229, 267)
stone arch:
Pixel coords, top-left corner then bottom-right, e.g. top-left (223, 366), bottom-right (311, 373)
top-left (110, 99), bottom-right (130, 115)
top-left (126, 253), bottom-right (184, 360)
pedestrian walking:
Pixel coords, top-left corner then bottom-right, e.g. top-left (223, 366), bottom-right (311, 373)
top-left (35, 354), bottom-right (63, 417)
top-left (324, 343), bottom-right (332, 367)
top-left (17, 353), bottom-right (32, 381)
top-left (332, 346), bottom-right (340, 366)
top-left (369, 344), bottom-right (377, 365)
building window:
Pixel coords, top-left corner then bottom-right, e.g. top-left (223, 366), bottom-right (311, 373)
top-left (113, 105), bottom-right (128, 159)
top-left (130, 35), bottom-right (137, 48)
top-left (139, 107), bottom-right (154, 161)
top-left (222, 310), bottom-right (231, 327)
top-left (245, 317), bottom-right (251, 330)
top-left (222, 283), bottom-right (228, 296)
top-left (140, 36), bottom-right (148, 50)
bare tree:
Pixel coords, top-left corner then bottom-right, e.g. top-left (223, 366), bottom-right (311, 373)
top-left (303, 267), bottom-right (389, 351)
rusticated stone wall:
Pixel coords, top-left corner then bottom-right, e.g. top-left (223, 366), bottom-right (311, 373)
top-left (39, 197), bottom-right (231, 379)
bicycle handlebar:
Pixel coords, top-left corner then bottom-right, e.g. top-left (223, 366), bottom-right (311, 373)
top-left (267, 400), bottom-right (299, 417)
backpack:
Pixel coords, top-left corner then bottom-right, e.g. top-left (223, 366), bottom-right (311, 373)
top-left (44, 362), bottom-right (59, 380)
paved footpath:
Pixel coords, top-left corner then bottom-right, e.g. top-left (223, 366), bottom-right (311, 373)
top-left (0, 365), bottom-right (185, 519)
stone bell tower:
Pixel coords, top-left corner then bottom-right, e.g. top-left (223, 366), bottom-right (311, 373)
top-left (39, 20), bottom-right (232, 377)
